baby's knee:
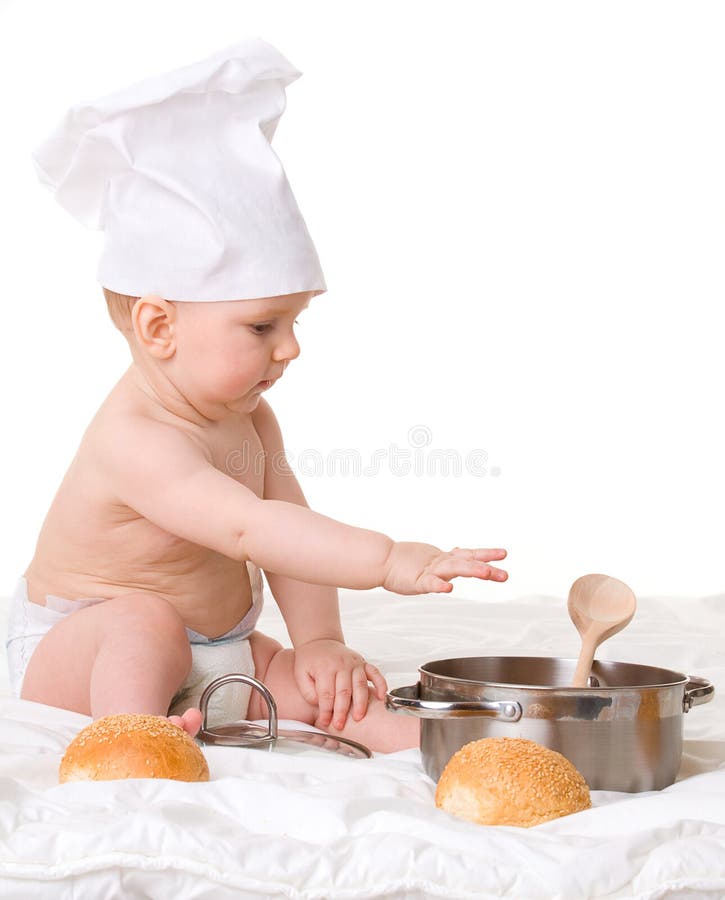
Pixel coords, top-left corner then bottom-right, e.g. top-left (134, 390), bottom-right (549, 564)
top-left (112, 592), bottom-right (188, 638)
top-left (247, 638), bottom-right (320, 724)
top-left (102, 593), bottom-right (192, 668)
top-left (249, 630), bottom-right (284, 683)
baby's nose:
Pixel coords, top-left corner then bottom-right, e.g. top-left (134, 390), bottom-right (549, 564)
top-left (273, 333), bottom-right (301, 363)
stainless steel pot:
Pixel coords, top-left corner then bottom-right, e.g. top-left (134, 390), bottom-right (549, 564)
top-left (386, 657), bottom-right (714, 792)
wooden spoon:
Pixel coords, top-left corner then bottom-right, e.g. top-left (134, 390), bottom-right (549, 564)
top-left (568, 574), bottom-right (637, 688)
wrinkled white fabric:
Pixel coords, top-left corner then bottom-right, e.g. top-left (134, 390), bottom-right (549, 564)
top-left (31, 37), bottom-right (327, 302)
top-left (1, 589), bottom-right (724, 899)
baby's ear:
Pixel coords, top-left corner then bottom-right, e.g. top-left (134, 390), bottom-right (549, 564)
top-left (132, 294), bottom-right (177, 359)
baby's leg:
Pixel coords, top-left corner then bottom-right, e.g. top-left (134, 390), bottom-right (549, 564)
top-left (248, 632), bottom-right (420, 753)
top-left (21, 593), bottom-right (201, 735)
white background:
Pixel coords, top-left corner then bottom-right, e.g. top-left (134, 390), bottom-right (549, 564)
top-left (0, 0), bottom-right (722, 605)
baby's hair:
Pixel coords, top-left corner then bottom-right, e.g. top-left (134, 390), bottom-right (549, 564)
top-left (102, 287), bottom-right (139, 339)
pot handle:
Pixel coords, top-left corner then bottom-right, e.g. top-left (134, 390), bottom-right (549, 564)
top-left (683, 675), bottom-right (715, 712)
top-left (385, 683), bottom-right (522, 721)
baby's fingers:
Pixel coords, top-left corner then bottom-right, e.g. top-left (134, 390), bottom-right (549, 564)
top-left (315, 674), bottom-right (336, 728)
top-left (351, 666), bottom-right (370, 721)
top-left (365, 663), bottom-right (388, 703)
top-left (451, 547), bottom-right (507, 562)
top-left (332, 669), bottom-right (354, 730)
top-left (436, 556), bottom-right (508, 582)
top-left (423, 574), bottom-right (455, 593)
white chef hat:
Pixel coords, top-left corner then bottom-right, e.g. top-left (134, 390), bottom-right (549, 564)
top-left (31, 37), bottom-right (327, 302)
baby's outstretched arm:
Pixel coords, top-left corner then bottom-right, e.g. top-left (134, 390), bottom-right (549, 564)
top-left (241, 504), bottom-right (506, 592)
top-left (103, 418), bottom-right (507, 593)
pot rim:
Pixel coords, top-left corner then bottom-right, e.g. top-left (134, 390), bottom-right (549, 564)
top-left (418, 655), bottom-right (690, 691)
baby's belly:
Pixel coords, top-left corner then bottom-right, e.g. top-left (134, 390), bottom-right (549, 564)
top-left (25, 548), bottom-right (256, 640)
top-left (23, 425), bottom-right (264, 639)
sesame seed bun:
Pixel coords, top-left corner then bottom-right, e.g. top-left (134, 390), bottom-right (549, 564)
top-left (435, 737), bottom-right (591, 827)
top-left (59, 714), bottom-right (210, 783)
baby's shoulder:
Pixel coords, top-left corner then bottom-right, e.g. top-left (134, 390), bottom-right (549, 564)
top-left (83, 396), bottom-right (212, 487)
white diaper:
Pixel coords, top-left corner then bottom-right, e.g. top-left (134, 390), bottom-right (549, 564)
top-left (5, 568), bottom-right (263, 726)
top-left (168, 637), bottom-right (256, 726)
top-left (4, 576), bottom-right (85, 699)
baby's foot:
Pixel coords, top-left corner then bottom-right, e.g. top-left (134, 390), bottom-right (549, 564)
top-left (167, 707), bottom-right (203, 737)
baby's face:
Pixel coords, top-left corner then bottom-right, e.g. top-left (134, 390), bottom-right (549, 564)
top-left (168, 291), bottom-right (314, 416)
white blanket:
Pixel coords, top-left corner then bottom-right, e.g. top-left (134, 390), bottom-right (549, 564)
top-left (1, 588), bottom-right (724, 899)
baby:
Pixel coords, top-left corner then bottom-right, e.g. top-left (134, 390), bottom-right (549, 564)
top-left (5, 40), bottom-right (508, 753)
top-left (10, 286), bottom-right (507, 751)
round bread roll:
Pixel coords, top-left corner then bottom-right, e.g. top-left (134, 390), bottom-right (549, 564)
top-left (435, 737), bottom-right (591, 827)
top-left (59, 714), bottom-right (210, 783)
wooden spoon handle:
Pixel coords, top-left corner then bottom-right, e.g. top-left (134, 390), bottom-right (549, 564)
top-left (572, 632), bottom-right (597, 688)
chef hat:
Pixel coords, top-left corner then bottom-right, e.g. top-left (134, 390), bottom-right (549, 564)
top-left (31, 37), bottom-right (327, 302)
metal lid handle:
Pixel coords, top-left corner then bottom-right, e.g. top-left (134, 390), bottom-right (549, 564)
top-left (198, 673), bottom-right (278, 738)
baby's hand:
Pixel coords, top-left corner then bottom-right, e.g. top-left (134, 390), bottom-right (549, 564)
top-left (293, 639), bottom-right (387, 731)
top-left (382, 543), bottom-right (508, 595)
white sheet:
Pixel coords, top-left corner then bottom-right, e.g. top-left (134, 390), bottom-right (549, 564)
top-left (1, 587), bottom-right (724, 899)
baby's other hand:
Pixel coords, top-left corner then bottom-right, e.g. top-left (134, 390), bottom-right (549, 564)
top-left (382, 543), bottom-right (508, 596)
top-left (293, 639), bottom-right (387, 730)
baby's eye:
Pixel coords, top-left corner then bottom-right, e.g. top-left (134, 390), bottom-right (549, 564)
top-left (250, 319), bottom-right (300, 336)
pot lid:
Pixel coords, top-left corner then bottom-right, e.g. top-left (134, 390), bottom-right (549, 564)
top-left (195, 673), bottom-right (372, 759)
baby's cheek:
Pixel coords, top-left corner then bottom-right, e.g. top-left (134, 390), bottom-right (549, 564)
top-left (216, 355), bottom-right (253, 394)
